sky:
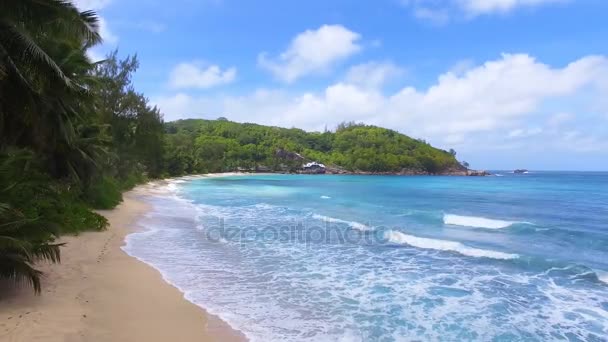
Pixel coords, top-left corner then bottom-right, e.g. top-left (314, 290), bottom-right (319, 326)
top-left (75, 0), bottom-right (608, 171)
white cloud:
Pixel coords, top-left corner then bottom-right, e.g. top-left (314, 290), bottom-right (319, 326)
top-left (508, 127), bottom-right (542, 138)
top-left (507, 129), bottom-right (525, 138)
top-left (449, 59), bottom-right (476, 76)
top-left (72, 0), bottom-right (112, 10)
top-left (169, 63), bottom-right (237, 89)
top-left (460, 0), bottom-right (564, 16)
top-left (87, 49), bottom-right (105, 62)
top-left (155, 53), bottom-right (608, 151)
top-left (402, 0), bottom-right (566, 23)
top-left (558, 130), bottom-right (608, 153)
top-left (98, 17), bottom-right (118, 44)
top-left (345, 62), bottom-right (405, 89)
top-left (384, 54), bottom-right (607, 139)
top-left (547, 112), bottom-right (573, 126)
top-left (152, 93), bottom-right (211, 121)
top-left (414, 7), bottom-right (451, 25)
top-left (258, 25), bottom-right (362, 83)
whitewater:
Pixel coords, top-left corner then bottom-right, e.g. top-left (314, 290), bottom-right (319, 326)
top-left (123, 172), bottom-right (608, 341)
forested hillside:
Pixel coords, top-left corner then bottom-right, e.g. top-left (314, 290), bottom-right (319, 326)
top-left (164, 119), bottom-right (463, 175)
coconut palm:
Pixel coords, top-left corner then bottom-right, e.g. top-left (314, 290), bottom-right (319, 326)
top-left (0, 204), bottom-right (63, 293)
top-left (0, 0), bottom-right (102, 148)
top-left (0, 1), bottom-right (102, 293)
top-left (0, 0), bottom-right (101, 88)
top-left (0, 149), bottom-right (62, 293)
top-left (0, 1), bottom-right (165, 293)
top-left (1, 0), bottom-right (110, 182)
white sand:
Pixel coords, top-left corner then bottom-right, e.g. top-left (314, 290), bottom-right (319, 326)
top-left (0, 191), bottom-right (245, 342)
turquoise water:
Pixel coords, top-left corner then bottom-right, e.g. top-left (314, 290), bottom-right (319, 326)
top-left (124, 173), bottom-right (608, 341)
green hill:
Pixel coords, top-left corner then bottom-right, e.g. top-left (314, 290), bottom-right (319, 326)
top-left (164, 119), bottom-right (465, 175)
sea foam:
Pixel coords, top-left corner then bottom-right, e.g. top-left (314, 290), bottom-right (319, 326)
top-left (597, 270), bottom-right (608, 285)
top-left (443, 214), bottom-right (522, 229)
top-left (385, 230), bottom-right (519, 260)
top-left (312, 214), bottom-right (373, 231)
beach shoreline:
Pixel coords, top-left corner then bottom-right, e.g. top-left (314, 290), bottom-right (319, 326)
top-left (0, 188), bottom-right (245, 342)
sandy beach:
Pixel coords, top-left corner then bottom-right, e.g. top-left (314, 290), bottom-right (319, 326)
top-left (0, 190), bottom-right (244, 342)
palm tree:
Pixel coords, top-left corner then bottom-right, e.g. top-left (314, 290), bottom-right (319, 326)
top-left (0, 150), bottom-right (62, 293)
top-left (0, 1), bottom-right (103, 293)
top-left (0, 1), bottom-right (166, 293)
top-left (0, 204), bottom-right (63, 294)
top-left (1, 1), bottom-right (110, 182)
top-left (0, 0), bottom-right (102, 148)
top-left (0, 0), bottom-right (101, 86)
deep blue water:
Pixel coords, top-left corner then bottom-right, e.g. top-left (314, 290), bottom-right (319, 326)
top-left (124, 172), bottom-right (608, 341)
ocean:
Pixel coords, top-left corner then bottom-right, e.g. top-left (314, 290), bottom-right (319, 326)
top-left (123, 172), bottom-right (608, 341)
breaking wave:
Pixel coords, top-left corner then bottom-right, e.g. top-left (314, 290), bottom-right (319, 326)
top-left (385, 230), bottom-right (519, 260)
top-left (312, 214), bottom-right (373, 231)
top-left (443, 214), bottom-right (528, 229)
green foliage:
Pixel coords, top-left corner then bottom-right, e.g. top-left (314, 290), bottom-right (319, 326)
top-left (164, 119), bottom-right (462, 174)
top-left (118, 171), bottom-right (148, 191)
top-left (84, 176), bottom-right (123, 209)
top-left (90, 50), bottom-right (166, 183)
top-left (0, 1), bottom-right (163, 293)
top-left (0, 149), bottom-right (103, 293)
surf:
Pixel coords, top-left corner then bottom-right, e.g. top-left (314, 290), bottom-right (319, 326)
top-left (443, 214), bottom-right (527, 229)
top-left (596, 270), bottom-right (608, 285)
top-left (312, 214), bottom-right (373, 231)
top-left (385, 230), bottom-right (519, 260)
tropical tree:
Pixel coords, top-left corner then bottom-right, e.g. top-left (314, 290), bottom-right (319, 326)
top-left (0, 150), bottom-right (62, 293)
top-left (0, 1), bottom-right (165, 293)
top-left (0, 208), bottom-right (62, 293)
top-left (0, 0), bottom-right (103, 292)
top-left (91, 51), bottom-right (166, 184)
top-left (0, 0), bottom-right (105, 179)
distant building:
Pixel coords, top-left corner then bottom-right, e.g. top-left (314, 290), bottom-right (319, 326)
top-left (302, 161), bottom-right (326, 174)
top-left (303, 161), bottom-right (326, 169)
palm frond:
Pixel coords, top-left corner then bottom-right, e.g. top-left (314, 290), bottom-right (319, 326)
top-left (78, 10), bottom-right (102, 46)
top-left (0, 22), bottom-right (74, 88)
top-left (32, 243), bottom-right (63, 263)
top-left (0, 254), bottom-right (42, 294)
top-left (0, 0), bottom-right (102, 46)
top-left (0, 201), bottom-right (9, 214)
top-left (0, 40), bottom-right (37, 92)
top-left (0, 236), bottom-right (32, 259)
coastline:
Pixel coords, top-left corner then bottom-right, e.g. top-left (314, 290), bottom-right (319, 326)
top-left (170, 169), bottom-right (491, 177)
top-left (0, 188), bottom-right (245, 342)
top-left (0, 172), bottom-right (490, 342)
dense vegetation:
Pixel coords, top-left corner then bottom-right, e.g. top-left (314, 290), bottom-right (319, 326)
top-left (164, 119), bottom-right (462, 175)
top-left (0, 1), bottom-right (164, 292)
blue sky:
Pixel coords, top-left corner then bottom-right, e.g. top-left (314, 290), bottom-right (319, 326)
top-left (77, 0), bottom-right (608, 170)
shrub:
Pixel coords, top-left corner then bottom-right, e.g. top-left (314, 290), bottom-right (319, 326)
top-left (84, 176), bottom-right (123, 209)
